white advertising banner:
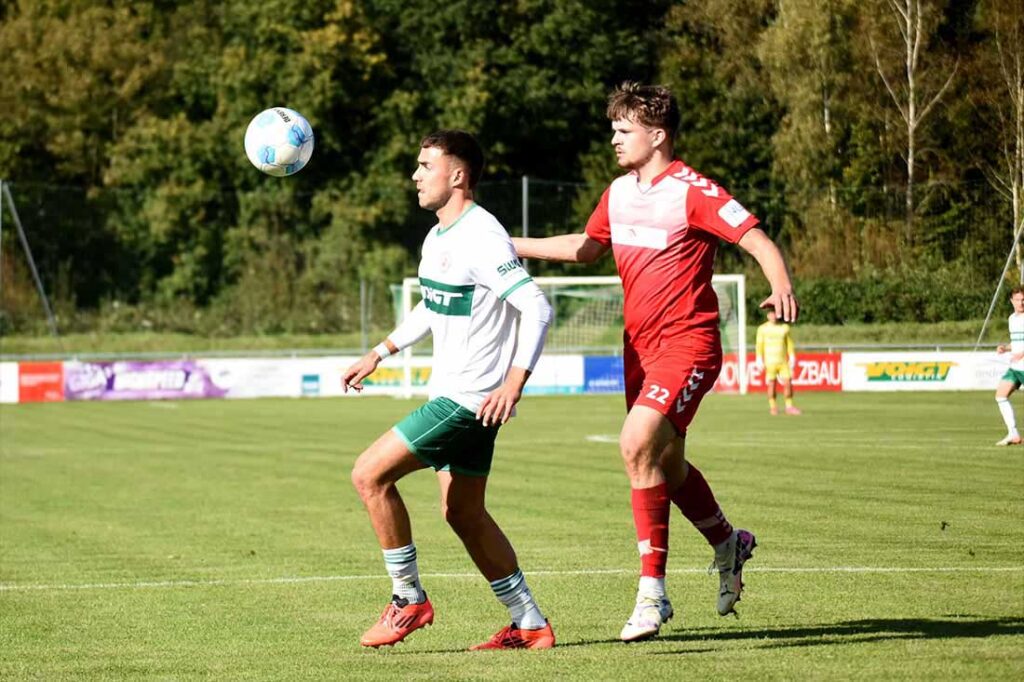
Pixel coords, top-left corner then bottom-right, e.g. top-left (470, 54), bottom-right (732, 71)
top-left (524, 354), bottom-right (585, 394)
top-left (842, 352), bottom-right (1007, 391)
top-left (198, 357), bottom-right (363, 398)
top-left (197, 354), bottom-right (585, 400)
top-left (0, 362), bottom-right (18, 403)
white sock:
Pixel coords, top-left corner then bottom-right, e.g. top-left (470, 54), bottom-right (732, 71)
top-left (996, 398), bottom-right (1019, 437)
top-left (638, 576), bottom-right (666, 600)
top-left (382, 543), bottom-right (425, 604)
top-left (490, 569), bottom-right (546, 630)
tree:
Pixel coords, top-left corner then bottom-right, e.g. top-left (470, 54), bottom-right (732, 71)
top-left (975, 0), bottom-right (1024, 281)
top-left (758, 0), bottom-right (862, 275)
top-left (866, 0), bottom-right (959, 245)
top-left (760, 0), bottom-right (857, 209)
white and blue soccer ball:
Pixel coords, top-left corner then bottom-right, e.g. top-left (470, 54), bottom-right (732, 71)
top-left (244, 107), bottom-right (314, 177)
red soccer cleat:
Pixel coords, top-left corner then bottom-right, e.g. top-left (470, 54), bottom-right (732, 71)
top-left (469, 621), bottom-right (556, 650)
top-left (360, 595), bottom-right (434, 648)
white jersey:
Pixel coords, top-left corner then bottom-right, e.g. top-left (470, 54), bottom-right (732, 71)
top-left (1010, 313), bottom-right (1024, 371)
top-left (416, 204), bottom-right (540, 411)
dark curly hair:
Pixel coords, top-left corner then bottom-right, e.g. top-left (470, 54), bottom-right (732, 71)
top-left (607, 82), bottom-right (680, 140)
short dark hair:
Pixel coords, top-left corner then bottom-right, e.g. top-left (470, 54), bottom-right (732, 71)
top-left (1011, 286), bottom-right (1024, 297)
top-left (420, 129), bottom-right (485, 189)
top-left (607, 82), bottom-right (680, 140)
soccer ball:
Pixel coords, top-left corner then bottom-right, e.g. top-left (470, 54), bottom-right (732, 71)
top-left (244, 107), bottom-right (315, 177)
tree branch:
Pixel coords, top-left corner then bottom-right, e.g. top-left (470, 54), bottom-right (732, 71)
top-left (869, 35), bottom-right (910, 124)
top-left (916, 59), bottom-right (958, 123)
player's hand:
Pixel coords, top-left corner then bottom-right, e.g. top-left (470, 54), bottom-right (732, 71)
top-left (477, 381), bottom-right (522, 427)
top-left (760, 289), bottom-right (799, 323)
top-left (341, 352), bottom-right (380, 393)
top-left (997, 344), bottom-right (1008, 354)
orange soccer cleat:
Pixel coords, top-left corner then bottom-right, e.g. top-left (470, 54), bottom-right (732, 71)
top-left (469, 621), bottom-right (556, 650)
top-left (360, 594), bottom-right (434, 648)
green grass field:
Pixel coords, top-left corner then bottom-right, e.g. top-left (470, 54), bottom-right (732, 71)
top-left (1, 392), bottom-right (1022, 680)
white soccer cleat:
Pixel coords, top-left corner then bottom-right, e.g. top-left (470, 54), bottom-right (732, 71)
top-left (713, 529), bottom-right (757, 616)
top-left (619, 595), bottom-right (674, 642)
top-left (995, 434), bottom-right (1022, 446)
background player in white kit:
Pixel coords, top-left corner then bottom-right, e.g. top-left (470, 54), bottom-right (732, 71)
top-left (994, 286), bottom-right (1024, 446)
top-left (342, 130), bottom-right (556, 650)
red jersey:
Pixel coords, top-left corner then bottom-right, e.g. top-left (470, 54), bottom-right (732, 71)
top-left (585, 159), bottom-right (759, 355)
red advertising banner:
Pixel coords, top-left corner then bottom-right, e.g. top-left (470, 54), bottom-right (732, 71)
top-left (715, 353), bottom-right (843, 393)
top-left (18, 362), bottom-right (65, 402)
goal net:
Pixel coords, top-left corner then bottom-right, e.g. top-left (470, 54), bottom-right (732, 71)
top-left (394, 274), bottom-right (747, 395)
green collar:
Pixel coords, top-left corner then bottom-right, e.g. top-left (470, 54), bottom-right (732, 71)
top-left (437, 202), bottom-right (477, 236)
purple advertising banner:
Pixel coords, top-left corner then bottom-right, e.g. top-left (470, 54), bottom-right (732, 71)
top-left (64, 360), bottom-right (228, 401)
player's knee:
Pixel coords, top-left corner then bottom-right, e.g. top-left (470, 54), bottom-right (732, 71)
top-left (619, 433), bottom-right (658, 477)
top-left (350, 457), bottom-right (382, 500)
top-left (619, 430), bottom-right (651, 460)
top-left (442, 500), bottom-right (484, 535)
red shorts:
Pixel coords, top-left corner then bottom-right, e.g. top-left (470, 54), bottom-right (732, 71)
top-left (624, 344), bottom-right (721, 435)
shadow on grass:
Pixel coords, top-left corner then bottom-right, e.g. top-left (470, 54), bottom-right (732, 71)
top-left (648, 616), bottom-right (1024, 652)
top-left (376, 616), bottom-right (1024, 654)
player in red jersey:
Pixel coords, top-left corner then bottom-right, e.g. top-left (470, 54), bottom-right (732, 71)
top-left (513, 82), bottom-right (799, 642)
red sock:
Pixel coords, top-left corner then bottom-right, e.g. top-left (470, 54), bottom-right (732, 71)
top-left (671, 465), bottom-right (733, 547)
top-left (631, 484), bottom-right (670, 578)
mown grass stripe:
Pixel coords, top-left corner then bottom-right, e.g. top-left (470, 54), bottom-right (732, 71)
top-left (2, 566), bottom-right (1020, 592)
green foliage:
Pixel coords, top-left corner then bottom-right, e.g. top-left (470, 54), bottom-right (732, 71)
top-left (0, 0), bottom-right (1013, 336)
top-left (747, 259), bottom-right (993, 326)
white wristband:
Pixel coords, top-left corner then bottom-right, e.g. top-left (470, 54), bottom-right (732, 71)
top-left (373, 342), bottom-right (392, 360)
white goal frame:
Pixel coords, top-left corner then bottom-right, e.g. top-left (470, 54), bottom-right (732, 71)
top-left (398, 274), bottom-right (747, 396)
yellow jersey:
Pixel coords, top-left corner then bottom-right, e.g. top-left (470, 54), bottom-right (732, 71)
top-left (756, 321), bottom-right (794, 365)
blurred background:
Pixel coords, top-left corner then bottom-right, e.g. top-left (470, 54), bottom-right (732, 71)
top-left (1, 0), bottom-right (1020, 349)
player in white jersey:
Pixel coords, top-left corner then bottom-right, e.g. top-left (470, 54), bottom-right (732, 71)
top-left (342, 130), bottom-right (556, 650)
top-left (994, 286), bottom-right (1024, 446)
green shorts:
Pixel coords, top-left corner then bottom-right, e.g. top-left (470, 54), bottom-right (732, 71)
top-left (393, 397), bottom-right (500, 477)
top-left (1001, 368), bottom-right (1024, 387)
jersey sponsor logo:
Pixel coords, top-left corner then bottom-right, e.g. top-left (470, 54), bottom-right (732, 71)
top-left (496, 258), bottom-right (524, 276)
top-left (610, 223), bottom-right (667, 250)
top-left (420, 277), bottom-right (474, 316)
top-left (718, 199), bottom-right (751, 228)
top-left (862, 361), bottom-right (956, 382)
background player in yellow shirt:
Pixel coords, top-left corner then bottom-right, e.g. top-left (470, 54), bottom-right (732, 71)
top-left (755, 309), bottom-right (801, 415)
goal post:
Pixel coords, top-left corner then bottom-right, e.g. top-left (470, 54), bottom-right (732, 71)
top-left (396, 274), bottom-right (747, 396)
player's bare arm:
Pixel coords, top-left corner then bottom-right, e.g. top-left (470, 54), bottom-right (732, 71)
top-left (341, 339), bottom-right (398, 393)
top-left (477, 367), bottom-right (531, 427)
top-left (738, 227), bottom-right (799, 323)
top-left (512, 233), bottom-right (609, 263)
top-left (341, 354), bottom-right (377, 393)
top-left (344, 301), bottom-right (431, 393)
